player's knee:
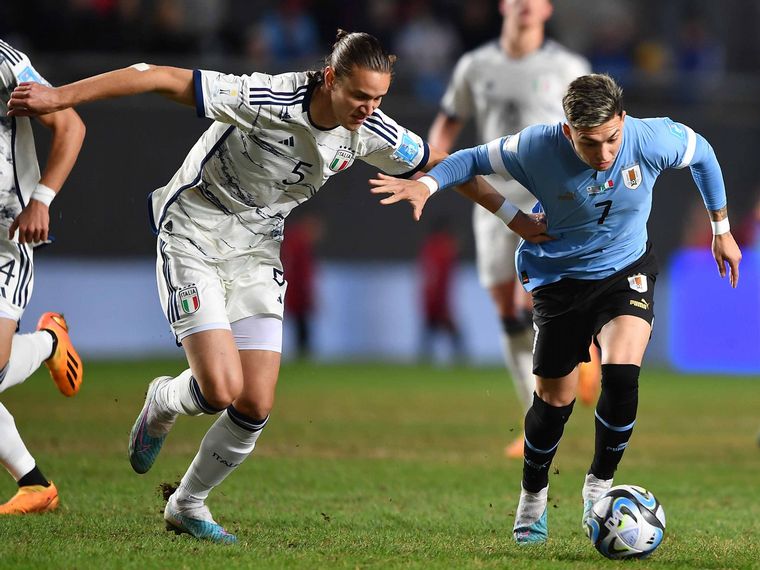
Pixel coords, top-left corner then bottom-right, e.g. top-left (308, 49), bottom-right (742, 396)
top-left (200, 373), bottom-right (243, 410)
top-left (501, 310), bottom-right (532, 336)
top-left (531, 392), bottom-right (575, 422)
top-left (233, 397), bottom-right (274, 421)
top-left (600, 364), bottom-right (640, 397)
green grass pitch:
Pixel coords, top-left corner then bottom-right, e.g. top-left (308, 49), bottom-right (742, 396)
top-left (0, 360), bottom-right (759, 569)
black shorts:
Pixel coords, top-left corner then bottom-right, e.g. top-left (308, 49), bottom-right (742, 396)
top-left (531, 245), bottom-right (658, 379)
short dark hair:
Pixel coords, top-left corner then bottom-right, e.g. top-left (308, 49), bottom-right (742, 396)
top-left (309, 30), bottom-right (396, 85)
top-left (562, 74), bottom-right (624, 129)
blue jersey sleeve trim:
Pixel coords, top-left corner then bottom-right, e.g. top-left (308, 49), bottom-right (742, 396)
top-left (426, 144), bottom-right (494, 190)
top-left (193, 69), bottom-right (205, 118)
top-left (397, 142), bottom-right (430, 179)
top-left (689, 134), bottom-right (727, 211)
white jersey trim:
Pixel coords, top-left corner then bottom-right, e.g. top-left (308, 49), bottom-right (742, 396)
top-left (487, 138), bottom-right (509, 175)
top-left (676, 125), bottom-right (697, 169)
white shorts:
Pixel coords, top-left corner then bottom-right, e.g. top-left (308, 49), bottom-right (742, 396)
top-left (473, 176), bottom-right (537, 288)
top-left (156, 234), bottom-right (287, 344)
top-left (0, 239), bottom-right (34, 322)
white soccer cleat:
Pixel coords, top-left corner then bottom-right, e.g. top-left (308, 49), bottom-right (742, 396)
top-left (581, 472), bottom-right (613, 530)
top-left (513, 484), bottom-right (549, 544)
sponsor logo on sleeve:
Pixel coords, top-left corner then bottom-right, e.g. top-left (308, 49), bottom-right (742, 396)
top-left (18, 66), bottom-right (43, 84)
top-left (667, 119), bottom-right (685, 139)
top-left (212, 76), bottom-right (240, 104)
top-left (392, 132), bottom-right (420, 166)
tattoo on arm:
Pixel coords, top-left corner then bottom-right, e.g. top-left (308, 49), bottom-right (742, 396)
top-left (709, 207), bottom-right (727, 221)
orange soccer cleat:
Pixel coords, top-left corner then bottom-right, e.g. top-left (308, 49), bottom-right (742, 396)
top-left (0, 482), bottom-right (59, 515)
top-left (36, 312), bottom-right (83, 397)
top-left (578, 344), bottom-right (601, 407)
top-left (504, 434), bottom-right (525, 459)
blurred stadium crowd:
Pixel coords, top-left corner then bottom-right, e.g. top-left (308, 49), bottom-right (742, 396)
top-left (2, 0), bottom-right (760, 103)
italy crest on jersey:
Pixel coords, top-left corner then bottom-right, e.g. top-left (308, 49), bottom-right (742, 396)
top-left (622, 164), bottom-right (642, 189)
top-left (178, 286), bottom-right (200, 314)
top-left (329, 147), bottom-right (355, 172)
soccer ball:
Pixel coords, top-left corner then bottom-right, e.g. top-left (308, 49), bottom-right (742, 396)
top-left (585, 485), bottom-right (666, 559)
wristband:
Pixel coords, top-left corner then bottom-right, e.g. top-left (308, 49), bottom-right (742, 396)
top-left (494, 198), bottom-right (519, 225)
top-left (30, 183), bottom-right (56, 207)
top-left (418, 175), bottom-right (439, 196)
top-left (711, 218), bottom-right (730, 235)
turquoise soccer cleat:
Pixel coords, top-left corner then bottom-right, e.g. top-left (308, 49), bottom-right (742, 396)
top-left (164, 494), bottom-right (237, 544)
top-left (513, 509), bottom-right (548, 544)
top-left (582, 499), bottom-right (595, 532)
top-left (128, 376), bottom-right (173, 474)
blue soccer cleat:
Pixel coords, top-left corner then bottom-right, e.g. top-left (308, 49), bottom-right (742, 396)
top-left (128, 376), bottom-right (174, 474)
top-left (164, 493), bottom-right (237, 544)
top-left (514, 509), bottom-right (548, 544)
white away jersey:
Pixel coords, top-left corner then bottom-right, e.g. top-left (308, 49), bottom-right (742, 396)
top-left (0, 39), bottom-right (50, 233)
top-left (150, 70), bottom-right (429, 255)
top-left (441, 39), bottom-right (590, 145)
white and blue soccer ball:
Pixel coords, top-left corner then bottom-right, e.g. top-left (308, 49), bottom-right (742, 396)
top-left (585, 485), bottom-right (666, 560)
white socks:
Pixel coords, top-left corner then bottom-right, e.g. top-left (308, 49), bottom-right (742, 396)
top-left (500, 328), bottom-right (536, 413)
top-left (582, 472), bottom-right (613, 504)
top-left (175, 408), bottom-right (268, 507)
top-left (0, 332), bottom-right (54, 394)
top-left (153, 369), bottom-right (207, 417)
top-left (514, 484), bottom-right (548, 529)
top-left (0, 403), bottom-right (35, 481)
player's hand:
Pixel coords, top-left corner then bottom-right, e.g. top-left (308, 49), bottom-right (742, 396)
top-left (9, 200), bottom-right (50, 244)
top-left (7, 82), bottom-right (63, 116)
top-left (369, 173), bottom-right (429, 221)
top-left (508, 211), bottom-right (554, 244)
top-left (712, 231), bottom-right (741, 288)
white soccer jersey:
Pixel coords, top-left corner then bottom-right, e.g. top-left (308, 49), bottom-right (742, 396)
top-left (150, 69), bottom-right (429, 256)
top-left (441, 39), bottom-right (590, 145)
top-left (0, 39), bottom-right (50, 233)
top-left (441, 39), bottom-right (590, 287)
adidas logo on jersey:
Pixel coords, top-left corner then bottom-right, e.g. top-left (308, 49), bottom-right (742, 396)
top-left (278, 136), bottom-right (295, 147)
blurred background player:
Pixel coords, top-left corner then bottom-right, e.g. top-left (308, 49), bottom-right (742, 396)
top-left (0, 39), bottom-right (85, 515)
top-left (427, 0), bottom-right (594, 458)
top-left (418, 217), bottom-right (465, 364)
top-left (281, 213), bottom-right (323, 360)
top-left (9, 31), bottom-right (548, 542)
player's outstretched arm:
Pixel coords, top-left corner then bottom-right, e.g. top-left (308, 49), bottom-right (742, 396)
top-left (455, 176), bottom-right (552, 244)
top-left (369, 173), bottom-right (429, 221)
top-left (709, 209), bottom-right (741, 288)
top-left (8, 64), bottom-right (195, 116)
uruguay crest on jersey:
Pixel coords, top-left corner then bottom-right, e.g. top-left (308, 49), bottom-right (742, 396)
top-left (622, 164), bottom-right (642, 189)
top-left (627, 274), bottom-right (648, 293)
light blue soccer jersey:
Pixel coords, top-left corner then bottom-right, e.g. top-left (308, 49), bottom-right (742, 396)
top-left (426, 116), bottom-right (726, 291)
